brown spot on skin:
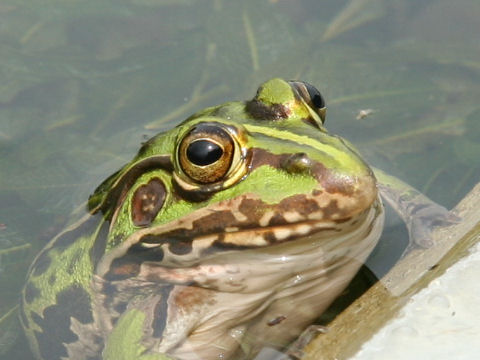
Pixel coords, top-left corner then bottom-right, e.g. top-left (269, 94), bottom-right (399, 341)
top-left (48, 274), bottom-right (56, 286)
top-left (132, 178), bottom-right (166, 227)
top-left (140, 234), bottom-right (193, 255)
top-left (321, 199), bottom-right (341, 218)
top-left (171, 285), bottom-right (216, 312)
top-left (267, 315), bottom-right (287, 326)
top-left (31, 251), bottom-right (51, 277)
top-left (104, 261), bottom-right (141, 281)
top-left (191, 210), bottom-right (239, 234)
top-left (168, 238), bottom-right (193, 255)
top-left (311, 163), bottom-right (355, 196)
top-left (312, 189), bottom-right (323, 196)
top-left (246, 100), bottom-right (290, 120)
top-left (111, 263), bottom-right (141, 278)
top-left (263, 232), bottom-right (277, 243)
top-left (277, 195), bottom-right (320, 216)
top-left (268, 213), bottom-right (286, 226)
top-left (24, 282), bottom-right (40, 304)
top-left (151, 285), bottom-right (174, 338)
top-left (238, 198), bottom-right (271, 223)
top-left (113, 301), bottom-right (128, 315)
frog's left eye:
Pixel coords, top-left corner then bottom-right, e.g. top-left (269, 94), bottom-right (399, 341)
top-left (177, 124), bottom-right (236, 184)
top-left (288, 81), bottom-right (326, 124)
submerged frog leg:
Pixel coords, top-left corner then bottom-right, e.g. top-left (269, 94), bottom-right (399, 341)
top-left (281, 325), bottom-right (329, 360)
top-left (373, 167), bottom-right (460, 253)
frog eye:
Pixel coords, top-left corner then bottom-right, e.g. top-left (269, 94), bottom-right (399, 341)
top-left (288, 81), bottom-right (326, 124)
top-left (178, 124), bottom-right (235, 184)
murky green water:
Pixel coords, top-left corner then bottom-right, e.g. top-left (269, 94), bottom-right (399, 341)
top-left (1, 0), bottom-right (479, 358)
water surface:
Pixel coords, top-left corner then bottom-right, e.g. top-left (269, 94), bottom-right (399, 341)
top-left (1, 0), bottom-right (479, 358)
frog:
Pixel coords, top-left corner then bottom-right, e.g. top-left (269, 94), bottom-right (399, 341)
top-left (20, 78), bottom-right (454, 360)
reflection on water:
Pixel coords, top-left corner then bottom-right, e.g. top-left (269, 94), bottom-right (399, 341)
top-left (1, 0), bottom-right (479, 359)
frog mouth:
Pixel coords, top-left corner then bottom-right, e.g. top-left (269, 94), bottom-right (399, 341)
top-left (139, 217), bottom-right (346, 250)
top-left (131, 191), bottom-right (381, 264)
top-left (137, 187), bottom-right (376, 248)
top-left (99, 192), bottom-right (379, 279)
top-left (132, 211), bottom-right (376, 269)
top-left (99, 201), bottom-right (383, 285)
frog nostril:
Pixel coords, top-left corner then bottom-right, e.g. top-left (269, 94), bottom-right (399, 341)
top-left (282, 153), bottom-right (313, 174)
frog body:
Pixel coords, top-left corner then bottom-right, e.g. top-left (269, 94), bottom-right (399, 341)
top-left (21, 79), bottom-right (414, 360)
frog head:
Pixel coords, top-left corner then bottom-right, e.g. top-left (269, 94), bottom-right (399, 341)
top-left (88, 78), bottom-right (378, 277)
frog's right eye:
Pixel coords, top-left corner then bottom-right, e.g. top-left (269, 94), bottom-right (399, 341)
top-left (177, 123), bottom-right (235, 184)
top-left (186, 139), bottom-right (224, 167)
top-left (288, 81), bottom-right (326, 124)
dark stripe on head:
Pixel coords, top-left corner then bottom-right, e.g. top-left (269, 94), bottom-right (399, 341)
top-left (249, 148), bottom-right (290, 170)
top-left (246, 100), bottom-right (290, 120)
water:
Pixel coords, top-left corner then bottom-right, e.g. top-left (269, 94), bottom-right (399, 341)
top-left (1, 0), bottom-right (479, 358)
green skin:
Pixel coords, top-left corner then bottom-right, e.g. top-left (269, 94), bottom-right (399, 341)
top-left (20, 79), bottom-right (453, 360)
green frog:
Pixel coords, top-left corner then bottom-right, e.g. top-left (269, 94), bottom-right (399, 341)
top-left (20, 78), bottom-right (453, 360)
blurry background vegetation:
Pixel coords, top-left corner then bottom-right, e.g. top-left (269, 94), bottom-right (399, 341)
top-left (1, 0), bottom-right (479, 358)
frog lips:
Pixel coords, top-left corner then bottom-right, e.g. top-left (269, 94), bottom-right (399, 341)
top-left (97, 188), bottom-right (377, 276)
top-left (139, 216), bottom-right (346, 250)
top-left (137, 202), bottom-right (372, 255)
top-left (195, 217), bottom-right (351, 249)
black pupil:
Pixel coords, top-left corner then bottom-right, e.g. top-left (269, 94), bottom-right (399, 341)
top-left (186, 140), bottom-right (223, 166)
top-left (304, 83), bottom-right (325, 109)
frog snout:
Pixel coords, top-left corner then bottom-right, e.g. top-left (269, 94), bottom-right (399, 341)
top-left (281, 152), bottom-right (314, 174)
